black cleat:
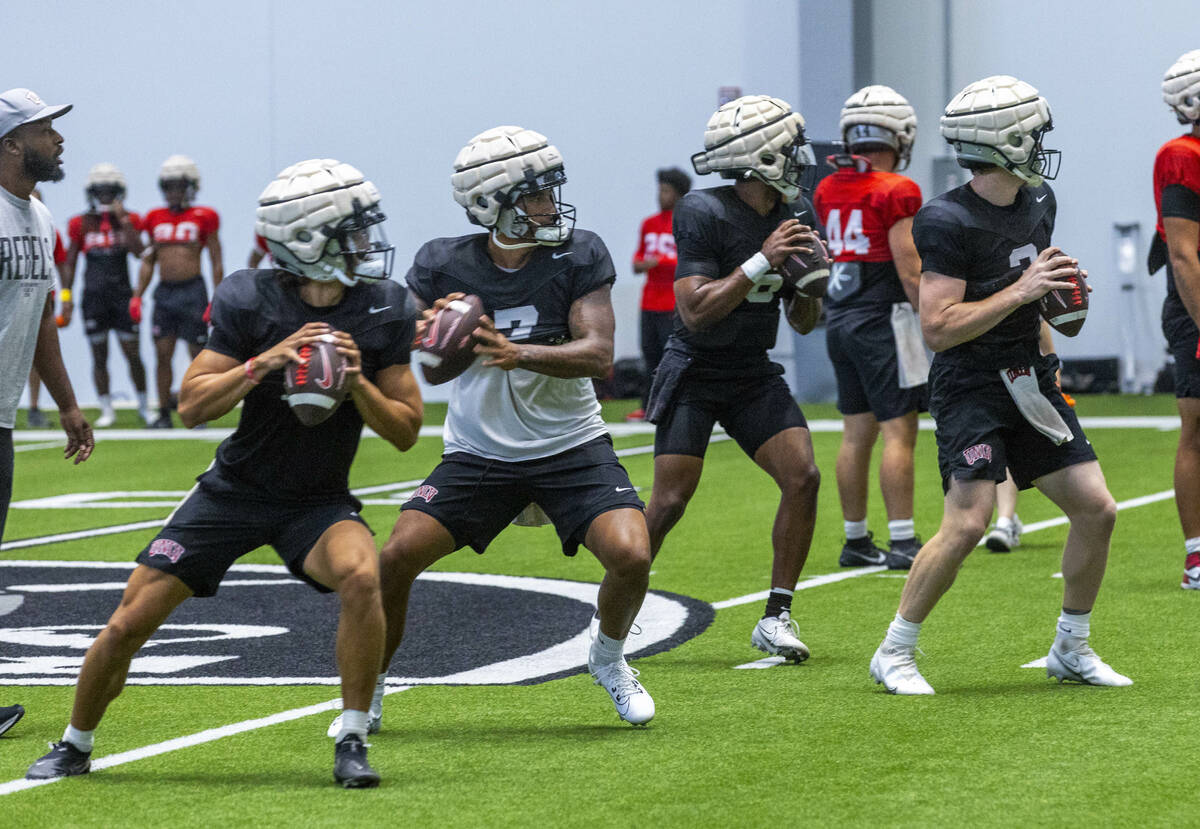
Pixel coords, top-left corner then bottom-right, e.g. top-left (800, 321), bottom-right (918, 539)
top-left (26, 741), bottom-right (91, 779)
top-left (333, 735), bottom-right (380, 789)
top-left (886, 537), bottom-right (922, 571)
top-left (150, 414), bottom-right (174, 429)
top-left (839, 533), bottom-right (887, 567)
top-left (0, 704), bottom-right (25, 737)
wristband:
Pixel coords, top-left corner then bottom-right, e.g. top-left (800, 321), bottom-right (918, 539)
top-left (244, 359), bottom-right (260, 385)
top-left (741, 252), bottom-right (772, 285)
top-left (59, 288), bottom-right (72, 303)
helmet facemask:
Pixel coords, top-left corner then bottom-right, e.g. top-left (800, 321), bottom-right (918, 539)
top-left (283, 199), bottom-right (395, 287)
top-left (494, 167), bottom-right (575, 248)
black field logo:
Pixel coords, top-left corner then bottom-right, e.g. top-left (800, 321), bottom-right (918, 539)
top-left (0, 562), bottom-right (713, 686)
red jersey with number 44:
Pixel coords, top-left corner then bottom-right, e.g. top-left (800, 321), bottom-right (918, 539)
top-left (1153, 134), bottom-right (1200, 245)
top-left (144, 206), bottom-right (220, 247)
top-left (633, 210), bottom-right (676, 312)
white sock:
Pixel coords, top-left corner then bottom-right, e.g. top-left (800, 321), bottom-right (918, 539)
top-left (589, 630), bottom-right (625, 668)
top-left (63, 725), bottom-right (94, 752)
top-left (136, 391), bottom-right (149, 410)
top-left (1056, 610), bottom-right (1091, 648)
top-left (996, 516), bottom-right (1014, 531)
top-left (370, 672), bottom-right (387, 715)
top-left (336, 709), bottom-right (369, 742)
top-left (1185, 537), bottom-right (1200, 554)
top-left (888, 519), bottom-right (915, 542)
top-left (884, 612), bottom-right (921, 649)
top-left (99, 394), bottom-right (113, 413)
top-left (845, 519), bottom-right (868, 540)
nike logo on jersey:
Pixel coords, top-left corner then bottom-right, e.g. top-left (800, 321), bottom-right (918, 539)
top-left (552, 251), bottom-right (573, 259)
top-left (615, 486), bottom-right (634, 493)
top-left (368, 305), bottom-right (392, 314)
top-left (1036, 194), bottom-right (1048, 203)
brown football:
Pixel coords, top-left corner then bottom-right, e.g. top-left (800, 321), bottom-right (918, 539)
top-left (779, 238), bottom-right (831, 299)
top-left (1039, 268), bottom-right (1088, 337)
top-left (284, 339), bottom-right (349, 426)
top-left (416, 294), bottom-right (485, 385)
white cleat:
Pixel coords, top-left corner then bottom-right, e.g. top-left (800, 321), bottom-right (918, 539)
top-left (1183, 554), bottom-right (1200, 590)
top-left (1046, 643), bottom-right (1132, 687)
top-left (95, 409), bottom-right (116, 428)
top-left (870, 644), bottom-right (935, 695)
top-left (138, 407), bottom-right (154, 427)
top-left (590, 659), bottom-right (655, 725)
top-left (326, 709), bottom-right (382, 739)
top-left (750, 611), bottom-right (810, 663)
top-left (984, 516), bottom-right (1022, 552)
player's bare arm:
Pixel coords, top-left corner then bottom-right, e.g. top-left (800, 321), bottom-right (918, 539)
top-left (1164, 215), bottom-right (1200, 324)
top-left (178, 322), bottom-right (333, 426)
top-left (920, 247), bottom-right (1078, 352)
top-left (887, 216), bottom-right (923, 308)
top-left (32, 295), bottom-right (93, 463)
top-left (206, 231), bottom-right (224, 289)
top-left (675, 219), bottom-right (814, 331)
top-left (61, 238), bottom-right (80, 326)
top-left (473, 284), bottom-right (614, 379)
top-left (134, 246), bottom-right (155, 306)
top-left (347, 357), bottom-right (423, 452)
top-left (112, 198), bottom-right (144, 257)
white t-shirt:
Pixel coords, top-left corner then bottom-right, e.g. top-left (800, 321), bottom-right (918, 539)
top-left (0, 186), bottom-right (57, 428)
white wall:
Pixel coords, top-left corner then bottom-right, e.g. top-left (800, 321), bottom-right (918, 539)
top-left (3, 0), bottom-right (800, 406)
top-left (872, 0), bottom-right (1193, 385)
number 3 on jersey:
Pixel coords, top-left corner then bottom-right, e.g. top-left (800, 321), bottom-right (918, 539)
top-left (825, 208), bottom-right (869, 257)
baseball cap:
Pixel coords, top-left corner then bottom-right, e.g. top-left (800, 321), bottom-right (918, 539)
top-left (0, 88), bottom-right (72, 140)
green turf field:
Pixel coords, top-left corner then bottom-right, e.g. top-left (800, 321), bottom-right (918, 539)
top-left (1, 395), bottom-right (1195, 827)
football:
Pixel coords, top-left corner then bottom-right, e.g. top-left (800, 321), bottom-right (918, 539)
top-left (1038, 267), bottom-right (1088, 337)
top-left (778, 238), bottom-right (831, 299)
top-left (416, 294), bottom-right (485, 385)
top-left (283, 339), bottom-right (349, 426)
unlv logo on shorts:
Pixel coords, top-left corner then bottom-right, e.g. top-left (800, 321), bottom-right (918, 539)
top-left (411, 485), bottom-right (438, 503)
top-left (1005, 367), bottom-right (1032, 382)
top-left (962, 444), bottom-right (993, 466)
top-left (148, 538), bottom-right (186, 563)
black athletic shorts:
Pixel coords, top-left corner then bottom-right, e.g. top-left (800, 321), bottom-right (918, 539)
top-left (826, 310), bottom-right (927, 420)
top-left (400, 434), bottom-right (643, 556)
top-left (0, 428), bottom-right (12, 541)
top-left (83, 278), bottom-right (137, 343)
top-left (930, 353), bottom-right (1096, 493)
top-left (135, 478), bottom-right (368, 597)
top-left (653, 369), bottom-right (808, 458)
top-left (151, 275), bottom-right (208, 346)
top-left (1164, 313), bottom-right (1200, 399)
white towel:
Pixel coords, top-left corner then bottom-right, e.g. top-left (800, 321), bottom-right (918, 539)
top-left (511, 503), bottom-right (553, 527)
top-left (891, 302), bottom-right (930, 389)
top-left (999, 366), bottom-right (1073, 445)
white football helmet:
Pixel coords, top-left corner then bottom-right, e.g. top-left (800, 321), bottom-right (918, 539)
top-left (85, 162), bottom-right (126, 203)
top-left (839, 85), bottom-right (918, 170)
top-left (451, 126), bottom-right (575, 248)
top-left (940, 76), bottom-right (1060, 186)
top-left (1164, 49), bottom-right (1200, 125)
top-left (159, 154), bottom-right (200, 205)
top-left (256, 158), bottom-right (394, 286)
top-left (691, 95), bottom-right (814, 202)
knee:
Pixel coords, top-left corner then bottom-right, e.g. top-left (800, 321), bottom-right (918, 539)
top-left (102, 615), bottom-right (156, 656)
top-left (336, 563), bottom-right (381, 606)
top-left (1079, 493), bottom-right (1118, 532)
top-left (648, 486), bottom-right (692, 524)
top-left (780, 462), bottom-right (820, 500)
top-left (947, 515), bottom-right (989, 552)
top-left (607, 543), bottom-right (651, 584)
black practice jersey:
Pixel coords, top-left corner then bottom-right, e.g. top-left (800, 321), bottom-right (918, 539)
top-left (670, 186), bottom-right (818, 372)
top-left (913, 182), bottom-right (1056, 370)
top-left (405, 230), bottom-right (615, 343)
top-left (203, 269), bottom-right (415, 502)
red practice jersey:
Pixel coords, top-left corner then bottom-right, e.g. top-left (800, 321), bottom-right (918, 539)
top-left (1154, 134), bottom-right (1200, 247)
top-left (144, 205), bottom-right (220, 247)
top-left (67, 211), bottom-right (144, 255)
top-left (813, 160), bottom-right (921, 314)
top-left (633, 209), bottom-right (676, 312)
top-left (52, 229), bottom-right (66, 266)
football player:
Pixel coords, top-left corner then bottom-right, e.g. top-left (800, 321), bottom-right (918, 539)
top-left (813, 85), bottom-right (927, 571)
top-left (1151, 49), bottom-right (1200, 590)
top-left (329, 126), bottom-right (656, 732)
top-left (61, 163), bottom-right (151, 426)
top-left (642, 95), bottom-right (823, 662)
top-left (869, 76), bottom-right (1129, 694)
top-left (135, 155), bottom-right (223, 428)
top-left (628, 167), bottom-right (691, 421)
top-left (27, 159), bottom-right (423, 788)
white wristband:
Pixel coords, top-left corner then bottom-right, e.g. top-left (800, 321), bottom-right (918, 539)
top-left (741, 252), bottom-right (772, 285)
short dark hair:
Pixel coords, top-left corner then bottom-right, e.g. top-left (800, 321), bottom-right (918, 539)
top-left (657, 167), bottom-right (691, 196)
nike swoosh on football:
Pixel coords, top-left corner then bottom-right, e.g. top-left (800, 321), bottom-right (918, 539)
top-left (368, 305), bottom-right (392, 314)
top-left (552, 251), bottom-right (573, 259)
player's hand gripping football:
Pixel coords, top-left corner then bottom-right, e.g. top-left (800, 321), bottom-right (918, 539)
top-left (413, 292), bottom-right (467, 346)
top-left (761, 219), bottom-right (818, 269)
top-left (472, 316), bottom-right (520, 371)
top-left (327, 329), bottom-right (363, 389)
top-left (1012, 247), bottom-right (1086, 305)
top-left (255, 322), bottom-right (336, 374)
